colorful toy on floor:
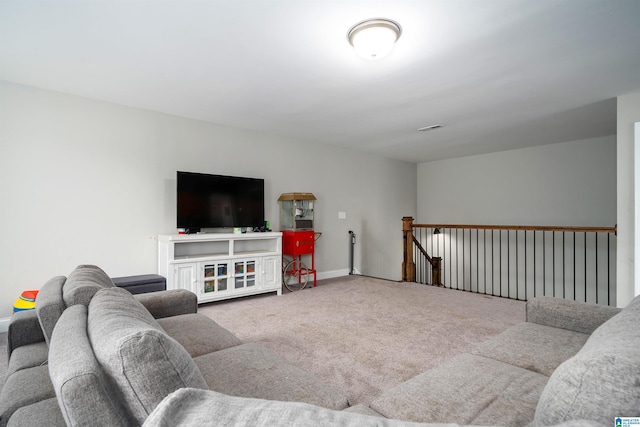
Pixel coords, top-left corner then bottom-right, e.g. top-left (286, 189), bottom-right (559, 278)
top-left (13, 290), bottom-right (39, 313)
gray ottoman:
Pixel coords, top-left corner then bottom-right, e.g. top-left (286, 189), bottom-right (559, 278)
top-left (112, 274), bottom-right (166, 295)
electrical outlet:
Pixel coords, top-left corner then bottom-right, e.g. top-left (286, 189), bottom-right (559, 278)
top-left (338, 211), bottom-right (347, 219)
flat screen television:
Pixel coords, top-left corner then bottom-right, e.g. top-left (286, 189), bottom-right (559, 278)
top-left (177, 171), bottom-right (265, 231)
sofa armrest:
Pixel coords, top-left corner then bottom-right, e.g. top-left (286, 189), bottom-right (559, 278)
top-left (147, 388), bottom-right (607, 427)
top-left (7, 310), bottom-right (45, 359)
top-left (133, 289), bottom-right (197, 319)
top-left (526, 296), bottom-right (621, 335)
top-left (142, 388), bottom-right (411, 427)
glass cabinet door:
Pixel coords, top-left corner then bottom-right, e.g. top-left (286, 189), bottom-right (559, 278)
top-left (217, 264), bottom-right (228, 291)
top-left (201, 262), bottom-right (229, 295)
top-left (234, 260), bottom-right (257, 289)
top-left (246, 261), bottom-right (256, 288)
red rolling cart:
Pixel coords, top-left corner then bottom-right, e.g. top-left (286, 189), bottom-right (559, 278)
top-left (278, 193), bottom-right (318, 291)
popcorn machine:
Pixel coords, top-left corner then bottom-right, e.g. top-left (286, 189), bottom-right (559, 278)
top-left (278, 192), bottom-right (318, 291)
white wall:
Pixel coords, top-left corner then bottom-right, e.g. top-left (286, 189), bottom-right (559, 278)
top-left (0, 82), bottom-right (417, 320)
top-left (636, 122), bottom-right (640, 300)
top-left (416, 137), bottom-right (617, 304)
top-left (417, 136), bottom-right (616, 226)
top-left (617, 90), bottom-right (640, 307)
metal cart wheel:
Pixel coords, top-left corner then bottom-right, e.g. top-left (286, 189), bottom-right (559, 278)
top-left (283, 258), bottom-right (310, 292)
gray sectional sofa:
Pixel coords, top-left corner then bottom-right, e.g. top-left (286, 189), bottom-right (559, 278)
top-left (367, 295), bottom-right (637, 426)
top-left (141, 294), bottom-right (640, 427)
top-left (2, 264), bottom-right (639, 426)
top-left (0, 265), bottom-right (348, 426)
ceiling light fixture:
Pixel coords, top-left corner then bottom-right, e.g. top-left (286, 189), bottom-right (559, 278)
top-left (348, 18), bottom-right (402, 61)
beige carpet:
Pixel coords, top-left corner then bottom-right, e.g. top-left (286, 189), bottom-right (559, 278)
top-left (198, 275), bottom-right (526, 406)
top-left (0, 276), bottom-right (525, 404)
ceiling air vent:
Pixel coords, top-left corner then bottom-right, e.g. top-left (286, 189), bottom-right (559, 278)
top-left (417, 124), bottom-right (444, 132)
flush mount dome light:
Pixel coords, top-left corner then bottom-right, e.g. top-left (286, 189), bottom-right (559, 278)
top-left (348, 18), bottom-right (402, 60)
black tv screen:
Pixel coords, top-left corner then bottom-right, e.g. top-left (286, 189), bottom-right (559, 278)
top-left (177, 171), bottom-right (265, 230)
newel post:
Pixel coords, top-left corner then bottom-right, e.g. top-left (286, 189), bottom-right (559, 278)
top-left (402, 216), bottom-right (416, 282)
top-left (432, 257), bottom-right (442, 286)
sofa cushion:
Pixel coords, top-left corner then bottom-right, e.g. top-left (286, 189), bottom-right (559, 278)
top-left (194, 342), bottom-right (349, 411)
top-left (62, 265), bottom-right (114, 307)
top-left (6, 342), bottom-right (48, 377)
top-left (34, 275), bottom-right (66, 345)
top-left (49, 304), bottom-right (134, 426)
top-left (157, 313), bottom-right (242, 357)
top-left (533, 295), bottom-right (640, 426)
top-left (88, 287), bottom-right (208, 424)
top-left (0, 365), bottom-right (55, 427)
top-left (526, 296), bottom-right (621, 335)
top-left (6, 398), bottom-right (66, 427)
top-left (471, 322), bottom-right (589, 376)
top-left (370, 353), bottom-right (548, 426)
top-left (6, 310), bottom-right (45, 359)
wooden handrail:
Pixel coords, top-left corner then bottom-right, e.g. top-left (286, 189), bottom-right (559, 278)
top-left (412, 235), bottom-right (433, 264)
top-left (403, 217), bottom-right (616, 285)
top-left (413, 224), bottom-right (617, 234)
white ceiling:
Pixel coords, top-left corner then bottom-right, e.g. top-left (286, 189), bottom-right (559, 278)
top-left (2, 0), bottom-right (640, 163)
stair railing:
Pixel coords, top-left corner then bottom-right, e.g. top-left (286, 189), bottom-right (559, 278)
top-left (403, 217), bottom-right (442, 287)
top-left (403, 217), bottom-right (617, 305)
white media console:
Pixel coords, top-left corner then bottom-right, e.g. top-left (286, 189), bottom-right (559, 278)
top-left (158, 232), bottom-right (282, 303)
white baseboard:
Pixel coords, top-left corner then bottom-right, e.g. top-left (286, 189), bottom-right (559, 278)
top-left (317, 268), bottom-right (360, 281)
top-left (0, 317), bottom-right (10, 333)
